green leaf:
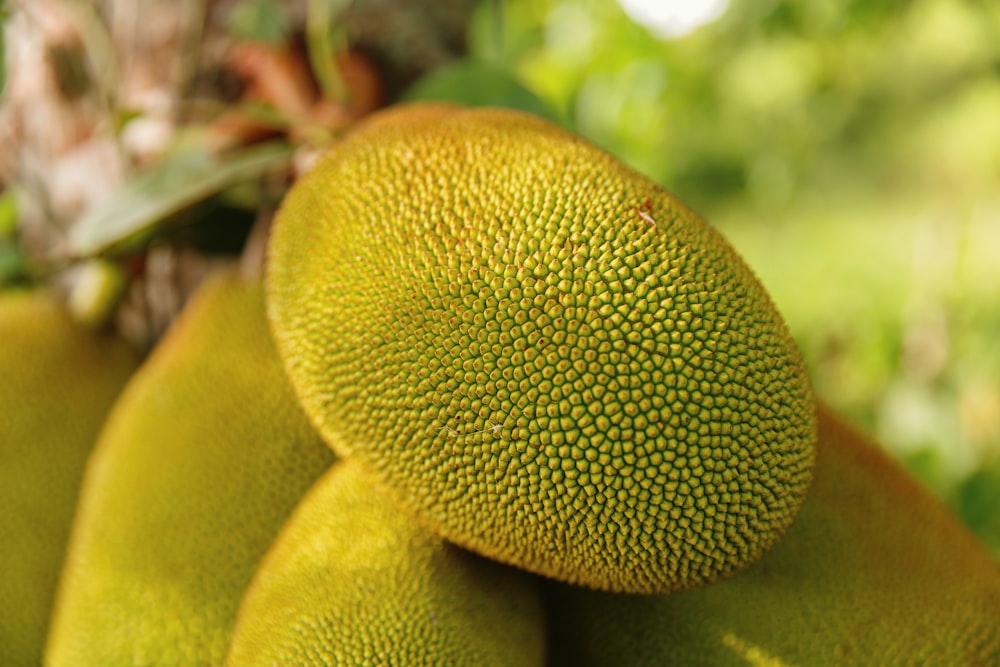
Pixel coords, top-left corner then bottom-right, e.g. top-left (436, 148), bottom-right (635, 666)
top-left (0, 242), bottom-right (29, 287)
top-left (225, 0), bottom-right (291, 44)
top-left (0, 185), bottom-right (27, 287)
top-left (0, 190), bottom-right (17, 237)
top-left (69, 141), bottom-right (294, 257)
top-left (959, 460), bottom-right (1000, 559)
top-left (403, 59), bottom-right (564, 124)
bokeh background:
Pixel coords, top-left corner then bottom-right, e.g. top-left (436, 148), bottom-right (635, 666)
top-left (456, 0), bottom-right (1000, 555)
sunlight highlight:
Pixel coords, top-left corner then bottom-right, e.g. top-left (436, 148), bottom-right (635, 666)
top-left (721, 632), bottom-right (792, 667)
top-left (618, 0), bottom-right (730, 39)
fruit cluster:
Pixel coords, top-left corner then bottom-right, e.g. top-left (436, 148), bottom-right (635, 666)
top-left (3, 105), bottom-right (999, 666)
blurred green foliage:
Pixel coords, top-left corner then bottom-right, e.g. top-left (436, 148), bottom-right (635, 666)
top-left (0, 191), bottom-right (29, 286)
top-left (451, 0), bottom-right (1000, 555)
top-left (226, 0), bottom-right (294, 43)
top-left (404, 60), bottom-right (565, 122)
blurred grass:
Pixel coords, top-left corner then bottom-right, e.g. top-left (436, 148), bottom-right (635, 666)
top-left (464, 0), bottom-right (1000, 555)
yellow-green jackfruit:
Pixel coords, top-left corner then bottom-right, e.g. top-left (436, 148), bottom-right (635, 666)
top-left (267, 104), bottom-right (816, 594)
top-left (225, 458), bottom-right (545, 667)
top-left (0, 291), bottom-right (137, 667)
top-left (543, 402), bottom-right (1000, 666)
top-left (45, 271), bottom-right (336, 666)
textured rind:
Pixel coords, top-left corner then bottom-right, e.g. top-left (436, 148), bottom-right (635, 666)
top-left (268, 104), bottom-right (817, 593)
top-left (0, 292), bottom-right (137, 667)
top-left (544, 402), bottom-right (1000, 666)
top-left (224, 458), bottom-right (546, 667)
top-left (45, 272), bottom-right (336, 666)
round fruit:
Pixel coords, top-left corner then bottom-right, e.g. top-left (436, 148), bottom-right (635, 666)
top-left (0, 290), bottom-right (137, 667)
top-left (226, 459), bottom-right (545, 666)
top-left (267, 105), bottom-right (817, 593)
top-left (46, 272), bottom-right (335, 666)
top-left (544, 403), bottom-right (1000, 665)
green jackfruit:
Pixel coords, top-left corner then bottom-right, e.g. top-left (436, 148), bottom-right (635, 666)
top-left (267, 104), bottom-right (817, 594)
top-left (46, 271), bottom-right (336, 666)
top-left (544, 403), bottom-right (1000, 666)
top-left (224, 458), bottom-right (545, 667)
top-left (0, 291), bottom-right (136, 666)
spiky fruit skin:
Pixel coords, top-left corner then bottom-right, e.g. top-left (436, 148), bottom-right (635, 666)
top-left (45, 272), bottom-right (336, 666)
top-left (268, 105), bottom-right (817, 594)
top-left (0, 291), bottom-right (136, 667)
top-left (224, 458), bottom-right (545, 667)
top-left (543, 403), bottom-right (1000, 666)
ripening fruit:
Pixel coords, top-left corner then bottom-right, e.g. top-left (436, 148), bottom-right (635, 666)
top-left (45, 271), bottom-right (336, 666)
top-left (224, 458), bottom-right (546, 667)
top-left (267, 104), bottom-right (817, 594)
top-left (0, 291), bottom-right (137, 667)
top-left (543, 403), bottom-right (1000, 666)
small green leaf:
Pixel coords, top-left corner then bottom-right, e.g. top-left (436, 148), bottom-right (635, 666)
top-left (0, 242), bottom-right (29, 287)
top-left (0, 189), bottom-right (30, 285)
top-left (0, 190), bottom-right (17, 237)
top-left (959, 460), bottom-right (1000, 559)
top-left (226, 0), bottom-right (291, 44)
top-left (403, 59), bottom-right (564, 124)
top-left (69, 141), bottom-right (294, 257)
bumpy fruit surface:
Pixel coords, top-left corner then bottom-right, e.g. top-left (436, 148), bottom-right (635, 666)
top-left (544, 403), bottom-right (1000, 665)
top-left (268, 104), bottom-right (817, 593)
top-left (225, 458), bottom-right (545, 667)
top-left (0, 291), bottom-right (136, 667)
top-left (46, 271), bottom-right (335, 666)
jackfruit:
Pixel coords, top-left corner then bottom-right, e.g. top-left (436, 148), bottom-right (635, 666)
top-left (45, 271), bottom-right (336, 666)
top-left (0, 291), bottom-right (136, 667)
top-left (543, 402), bottom-right (1000, 666)
top-left (224, 458), bottom-right (545, 667)
top-left (267, 104), bottom-right (817, 593)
